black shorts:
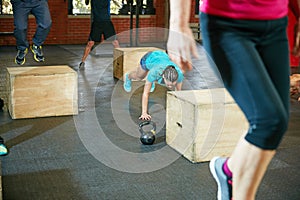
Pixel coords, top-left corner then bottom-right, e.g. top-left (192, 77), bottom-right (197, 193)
top-left (89, 21), bottom-right (117, 42)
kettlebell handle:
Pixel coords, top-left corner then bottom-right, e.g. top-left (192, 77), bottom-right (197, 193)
top-left (139, 120), bottom-right (156, 134)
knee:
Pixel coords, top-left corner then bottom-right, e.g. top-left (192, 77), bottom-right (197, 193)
top-left (14, 23), bottom-right (27, 32)
top-left (38, 19), bottom-right (52, 30)
top-left (269, 109), bottom-right (289, 134)
top-left (46, 20), bottom-right (52, 29)
top-left (42, 20), bottom-right (52, 29)
top-left (87, 41), bottom-right (94, 48)
top-left (136, 75), bottom-right (145, 81)
top-left (246, 110), bottom-right (289, 150)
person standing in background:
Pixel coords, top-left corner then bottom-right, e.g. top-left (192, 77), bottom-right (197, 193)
top-left (79, 0), bottom-right (120, 69)
top-left (11, 0), bottom-right (52, 65)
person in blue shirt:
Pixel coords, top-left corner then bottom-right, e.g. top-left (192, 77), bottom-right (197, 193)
top-left (79, 0), bottom-right (120, 69)
top-left (123, 50), bottom-right (184, 120)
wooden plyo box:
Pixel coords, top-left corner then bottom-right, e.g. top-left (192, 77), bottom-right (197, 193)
top-left (166, 89), bottom-right (249, 163)
top-left (7, 65), bottom-right (78, 119)
top-left (113, 47), bottom-right (163, 80)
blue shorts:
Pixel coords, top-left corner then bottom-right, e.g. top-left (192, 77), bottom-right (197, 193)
top-left (140, 52), bottom-right (153, 71)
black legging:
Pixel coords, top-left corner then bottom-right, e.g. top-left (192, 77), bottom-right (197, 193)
top-left (200, 13), bottom-right (290, 150)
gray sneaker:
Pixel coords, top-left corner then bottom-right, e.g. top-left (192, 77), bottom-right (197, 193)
top-left (31, 44), bottom-right (44, 62)
top-left (15, 48), bottom-right (28, 65)
top-left (209, 157), bottom-right (232, 200)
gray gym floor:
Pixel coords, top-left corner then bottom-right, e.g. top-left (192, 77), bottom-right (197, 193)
top-left (0, 43), bottom-right (299, 200)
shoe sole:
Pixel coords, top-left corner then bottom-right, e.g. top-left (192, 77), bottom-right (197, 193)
top-left (33, 54), bottom-right (44, 62)
top-left (209, 156), bottom-right (222, 200)
top-left (15, 57), bottom-right (26, 65)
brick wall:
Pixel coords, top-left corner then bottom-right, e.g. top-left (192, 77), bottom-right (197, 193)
top-left (0, 0), bottom-right (199, 46)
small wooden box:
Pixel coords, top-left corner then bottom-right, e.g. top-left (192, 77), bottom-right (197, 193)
top-left (166, 89), bottom-right (249, 163)
top-left (113, 47), bottom-right (163, 80)
top-left (7, 65), bottom-right (78, 119)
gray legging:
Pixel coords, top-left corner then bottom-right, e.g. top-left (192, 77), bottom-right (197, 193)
top-left (200, 13), bottom-right (290, 150)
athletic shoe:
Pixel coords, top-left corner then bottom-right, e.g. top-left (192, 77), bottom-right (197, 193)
top-left (15, 48), bottom-right (28, 65)
top-left (31, 44), bottom-right (45, 62)
top-left (150, 82), bottom-right (155, 92)
top-left (79, 61), bottom-right (85, 70)
top-left (209, 157), bottom-right (232, 200)
top-left (0, 144), bottom-right (8, 156)
top-left (123, 73), bottom-right (132, 92)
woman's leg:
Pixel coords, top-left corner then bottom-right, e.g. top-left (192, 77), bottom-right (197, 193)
top-left (201, 14), bottom-right (289, 199)
top-left (124, 64), bottom-right (148, 92)
top-left (128, 64), bottom-right (148, 80)
top-left (228, 138), bottom-right (275, 199)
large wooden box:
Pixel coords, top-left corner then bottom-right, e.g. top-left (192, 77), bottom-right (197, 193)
top-left (113, 47), bottom-right (163, 80)
top-left (166, 89), bottom-right (249, 163)
top-left (7, 65), bottom-right (78, 119)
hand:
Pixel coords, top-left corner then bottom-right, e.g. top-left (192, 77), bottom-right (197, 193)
top-left (139, 113), bottom-right (151, 121)
top-left (167, 25), bottom-right (198, 72)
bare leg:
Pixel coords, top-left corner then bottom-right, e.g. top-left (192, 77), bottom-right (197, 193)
top-left (128, 64), bottom-right (148, 80)
top-left (112, 40), bottom-right (120, 48)
top-left (81, 40), bottom-right (95, 62)
top-left (228, 138), bottom-right (275, 200)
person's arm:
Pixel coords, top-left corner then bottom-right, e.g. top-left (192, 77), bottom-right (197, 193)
top-left (167, 0), bottom-right (198, 72)
top-left (175, 82), bottom-right (182, 91)
top-left (139, 80), bottom-right (152, 120)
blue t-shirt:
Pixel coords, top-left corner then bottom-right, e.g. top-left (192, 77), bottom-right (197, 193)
top-left (144, 51), bottom-right (184, 84)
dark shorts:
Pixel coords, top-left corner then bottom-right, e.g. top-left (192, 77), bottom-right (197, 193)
top-left (89, 21), bottom-right (117, 42)
top-left (140, 51), bottom-right (153, 71)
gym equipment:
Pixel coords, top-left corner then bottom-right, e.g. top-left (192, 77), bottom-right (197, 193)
top-left (113, 47), bottom-right (162, 80)
top-left (139, 120), bottom-right (156, 145)
top-left (166, 89), bottom-right (248, 162)
top-left (7, 66), bottom-right (78, 119)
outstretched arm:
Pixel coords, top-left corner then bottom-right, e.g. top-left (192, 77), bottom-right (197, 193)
top-left (167, 0), bottom-right (198, 72)
top-left (139, 80), bottom-right (152, 120)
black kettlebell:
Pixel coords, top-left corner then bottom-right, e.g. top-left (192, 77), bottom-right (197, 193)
top-left (139, 120), bottom-right (156, 145)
